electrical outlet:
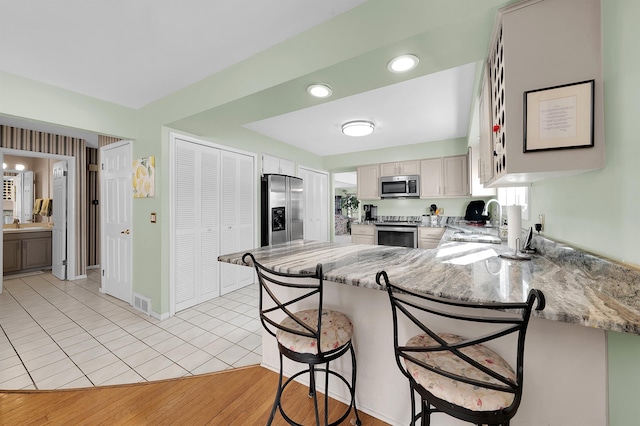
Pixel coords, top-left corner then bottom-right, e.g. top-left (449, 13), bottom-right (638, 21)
top-left (537, 214), bottom-right (545, 232)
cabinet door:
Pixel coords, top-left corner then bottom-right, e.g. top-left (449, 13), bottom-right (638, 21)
top-left (262, 154), bottom-right (295, 176)
top-left (379, 162), bottom-right (398, 177)
top-left (443, 155), bottom-right (469, 196)
top-left (356, 165), bottom-right (380, 200)
top-left (3, 240), bottom-right (21, 273)
top-left (479, 63), bottom-right (494, 184)
top-left (399, 160), bottom-right (420, 175)
top-left (419, 158), bottom-right (443, 198)
top-left (22, 236), bottom-right (52, 270)
top-left (279, 158), bottom-right (296, 176)
top-left (262, 154), bottom-right (281, 175)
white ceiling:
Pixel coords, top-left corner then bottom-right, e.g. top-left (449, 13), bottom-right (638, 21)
top-left (0, 0), bottom-right (366, 109)
top-left (244, 62), bottom-right (476, 156)
top-left (0, 0), bottom-right (484, 155)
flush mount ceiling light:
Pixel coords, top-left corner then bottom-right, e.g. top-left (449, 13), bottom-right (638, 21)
top-left (387, 54), bottom-right (420, 73)
top-left (15, 164), bottom-right (25, 171)
top-left (307, 83), bottom-right (333, 98)
top-left (342, 120), bottom-right (375, 137)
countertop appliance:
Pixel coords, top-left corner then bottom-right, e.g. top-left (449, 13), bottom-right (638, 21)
top-left (376, 221), bottom-right (418, 248)
top-left (363, 204), bottom-right (377, 221)
top-left (261, 174), bottom-right (304, 246)
top-left (379, 175), bottom-right (420, 198)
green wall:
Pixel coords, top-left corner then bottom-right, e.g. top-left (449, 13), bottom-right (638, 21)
top-left (602, 1), bottom-right (640, 425)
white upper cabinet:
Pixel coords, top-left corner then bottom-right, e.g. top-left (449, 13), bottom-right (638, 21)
top-left (262, 154), bottom-right (295, 176)
top-left (481, 0), bottom-right (604, 186)
top-left (420, 155), bottom-right (470, 198)
top-left (419, 158), bottom-right (442, 198)
top-left (356, 164), bottom-right (380, 200)
top-left (442, 155), bottom-right (469, 197)
top-left (469, 146), bottom-right (496, 196)
top-left (380, 160), bottom-right (420, 177)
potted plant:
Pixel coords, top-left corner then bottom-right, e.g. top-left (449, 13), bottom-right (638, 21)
top-left (340, 192), bottom-right (359, 233)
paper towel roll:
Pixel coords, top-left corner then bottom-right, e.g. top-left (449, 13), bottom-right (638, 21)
top-left (507, 205), bottom-right (522, 250)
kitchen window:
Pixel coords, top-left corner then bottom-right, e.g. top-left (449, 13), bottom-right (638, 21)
top-left (497, 186), bottom-right (530, 220)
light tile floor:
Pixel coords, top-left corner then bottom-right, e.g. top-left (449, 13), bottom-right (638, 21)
top-left (0, 269), bottom-right (261, 390)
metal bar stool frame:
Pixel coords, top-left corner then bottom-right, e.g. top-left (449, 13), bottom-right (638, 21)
top-left (243, 252), bottom-right (361, 426)
top-left (376, 270), bottom-right (545, 426)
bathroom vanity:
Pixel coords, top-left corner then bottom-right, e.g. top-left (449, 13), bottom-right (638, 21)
top-left (3, 227), bottom-right (52, 274)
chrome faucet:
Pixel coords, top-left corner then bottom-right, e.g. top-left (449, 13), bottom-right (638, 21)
top-left (13, 218), bottom-right (20, 228)
top-left (482, 199), bottom-right (502, 228)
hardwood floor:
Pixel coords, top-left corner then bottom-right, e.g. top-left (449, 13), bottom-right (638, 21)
top-left (0, 366), bottom-right (389, 425)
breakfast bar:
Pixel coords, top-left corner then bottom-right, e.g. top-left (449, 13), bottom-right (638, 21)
top-left (219, 227), bottom-right (640, 425)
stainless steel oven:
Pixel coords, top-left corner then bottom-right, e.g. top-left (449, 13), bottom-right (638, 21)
top-left (376, 224), bottom-right (418, 248)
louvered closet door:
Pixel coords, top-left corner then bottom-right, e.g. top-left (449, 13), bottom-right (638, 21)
top-left (174, 139), bottom-right (221, 311)
top-left (220, 150), bottom-right (255, 295)
top-left (199, 149), bottom-right (221, 300)
top-left (300, 168), bottom-right (329, 242)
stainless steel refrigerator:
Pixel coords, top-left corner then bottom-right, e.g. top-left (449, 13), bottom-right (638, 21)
top-left (261, 174), bottom-right (304, 246)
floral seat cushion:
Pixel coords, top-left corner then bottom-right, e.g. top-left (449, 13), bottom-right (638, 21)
top-left (276, 309), bottom-right (353, 354)
top-left (404, 333), bottom-right (516, 412)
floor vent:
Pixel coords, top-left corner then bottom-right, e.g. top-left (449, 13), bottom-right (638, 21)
top-left (133, 293), bottom-right (151, 316)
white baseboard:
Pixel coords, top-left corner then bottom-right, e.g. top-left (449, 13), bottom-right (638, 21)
top-left (151, 310), bottom-right (170, 321)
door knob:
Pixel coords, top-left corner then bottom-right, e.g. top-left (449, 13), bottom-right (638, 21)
top-left (120, 229), bottom-right (130, 235)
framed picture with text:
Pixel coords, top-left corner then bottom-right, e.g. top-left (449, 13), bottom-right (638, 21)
top-left (523, 80), bottom-right (594, 152)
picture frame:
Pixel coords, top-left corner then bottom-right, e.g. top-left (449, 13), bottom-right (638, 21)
top-left (132, 156), bottom-right (155, 198)
top-left (523, 80), bottom-right (594, 153)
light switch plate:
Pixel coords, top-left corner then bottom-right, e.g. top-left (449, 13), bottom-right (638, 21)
top-left (150, 212), bottom-right (157, 223)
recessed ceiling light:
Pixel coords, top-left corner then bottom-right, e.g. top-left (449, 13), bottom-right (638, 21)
top-left (387, 54), bottom-right (420, 73)
top-left (342, 120), bottom-right (375, 137)
top-left (307, 84), bottom-right (333, 98)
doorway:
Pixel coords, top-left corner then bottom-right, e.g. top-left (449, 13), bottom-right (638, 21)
top-left (333, 171), bottom-right (357, 243)
top-left (0, 150), bottom-right (75, 292)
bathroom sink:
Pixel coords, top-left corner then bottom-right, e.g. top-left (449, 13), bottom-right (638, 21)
top-left (449, 232), bottom-right (502, 244)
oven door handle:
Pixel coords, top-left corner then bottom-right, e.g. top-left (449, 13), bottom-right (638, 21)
top-left (376, 226), bottom-right (417, 232)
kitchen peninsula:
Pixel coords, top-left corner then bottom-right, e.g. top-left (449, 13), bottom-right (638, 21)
top-left (219, 229), bottom-right (640, 425)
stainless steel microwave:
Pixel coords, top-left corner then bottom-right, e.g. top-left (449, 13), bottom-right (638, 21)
top-left (379, 175), bottom-right (420, 198)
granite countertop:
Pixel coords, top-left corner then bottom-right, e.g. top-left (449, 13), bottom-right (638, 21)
top-left (3, 226), bottom-right (53, 233)
top-left (218, 228), bottom-right (640, 335)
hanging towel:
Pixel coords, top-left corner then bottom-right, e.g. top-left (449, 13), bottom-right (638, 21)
top-left (33, 199), bottom-right (43, 215)
top-left (40, 198), bottom-right (53, 217)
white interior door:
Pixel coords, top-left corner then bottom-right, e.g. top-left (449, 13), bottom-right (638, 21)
top-left (100, 142), bottom-right (132, 304)
top-left (13, 173), bottom-right (22, 221)
top-left (52, 162), bottom-right (67, 280)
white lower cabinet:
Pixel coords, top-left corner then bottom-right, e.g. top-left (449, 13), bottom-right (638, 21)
top-left (418, 227), bottom-right (445, 249)
top-left (171, 135), bottom-right (255, 313)
top-left (351, 224), bottom-right (376, 245)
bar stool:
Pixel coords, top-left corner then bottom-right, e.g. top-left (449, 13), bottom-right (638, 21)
top-left (376, 270), bottom-right (545, 426)
top-left (243, 252), bottom-right (361, 426)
